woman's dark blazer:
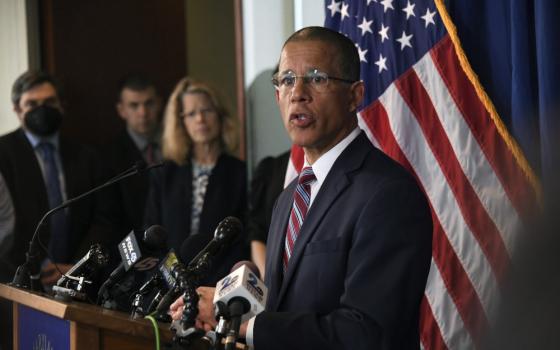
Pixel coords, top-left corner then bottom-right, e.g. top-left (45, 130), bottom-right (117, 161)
top-left (144, 153), bottom-right (248, 285)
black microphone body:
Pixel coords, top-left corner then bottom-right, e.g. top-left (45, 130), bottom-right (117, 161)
top-left (225, 297), bottom-right (250, 350)
top-left (187, 216), bottom-right (243, 269)
top-left (97, 225), bottom-right (167, 308)
top-left (52, 243), bottom-right (110, 301)
top-left (156, 217), bottom-right (243, 320)
top-left (11, 160), bottom-right (163, 291)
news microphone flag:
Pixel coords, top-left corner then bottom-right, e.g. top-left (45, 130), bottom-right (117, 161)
top-left (288, 0), bottom-right (544, 349)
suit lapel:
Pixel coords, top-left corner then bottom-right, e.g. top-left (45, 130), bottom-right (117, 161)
top-left (273, 132), bottom-right (371, 309)
top-left (265, 179), bottom-right (296, 310)
top-left (182, 162), bottom-right (193, 234)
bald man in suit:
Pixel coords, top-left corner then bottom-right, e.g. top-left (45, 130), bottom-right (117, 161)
top-left (172, 26), bottom-right (432, 350)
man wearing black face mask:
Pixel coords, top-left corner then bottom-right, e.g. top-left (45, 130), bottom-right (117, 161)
top-left (0, 70), bottom-right (108, 349)
top-left (0, 71), bottom-right (103, 284)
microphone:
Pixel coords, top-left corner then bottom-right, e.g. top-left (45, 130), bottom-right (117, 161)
top-left (129, 250), bottom-right (180, 318)
top-left (213, 261), bottom-right (268, 350)
top-left (151, 235), bottom-right (201, 319)
top-left (52, 243), bottom-right (110, 301)
top-left (11, 160), bottom-right (164, 291)
top-left (97, 225), bottom-right (167, 307)
top-left (156, 217), bottom-right (243, 319)
top-left (187, 216), bottom-right (242, 270)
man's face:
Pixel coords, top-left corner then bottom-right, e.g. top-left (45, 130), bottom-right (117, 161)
top-left (14, 82), bottom-right (62, 122)
top-left (117, 87), bottom-right (161, 137)
top-left (275, 40), bottom-right (363, 164)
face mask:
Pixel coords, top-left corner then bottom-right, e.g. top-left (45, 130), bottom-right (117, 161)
top-left (24, 105), bottom-right (63, 137)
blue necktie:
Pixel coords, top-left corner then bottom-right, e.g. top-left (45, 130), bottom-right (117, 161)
top-left (37, 142), bottom-right (68, 263)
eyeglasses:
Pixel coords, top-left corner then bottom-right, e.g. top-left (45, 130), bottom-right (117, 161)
top-left (272, 69), bottom-right (356, 94)
top-left (179, 107), bottom-right (217, 119)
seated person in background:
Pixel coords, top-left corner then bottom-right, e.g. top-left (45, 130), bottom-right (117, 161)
top-left (0, 70), bottom-right (105, 286)
top-left (247, 151), bottom-right (290, 278)
top-left (100, 73), bottom-right (163, 236)
top-left (144, 77), bottom-right (248, 286)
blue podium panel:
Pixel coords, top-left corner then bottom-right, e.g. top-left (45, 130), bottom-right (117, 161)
top-left (18, 304), bottom-right (70, 350)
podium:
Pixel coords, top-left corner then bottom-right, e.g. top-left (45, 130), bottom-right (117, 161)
top-left (0, 283), bottom-right (173, 349)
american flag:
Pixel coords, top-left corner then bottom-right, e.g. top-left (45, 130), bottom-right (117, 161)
top-left (285, 0), bottom-right (541, 348)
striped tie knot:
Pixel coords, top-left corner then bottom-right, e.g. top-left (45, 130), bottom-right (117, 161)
top-left (298, 166), bottom-right (316, 186)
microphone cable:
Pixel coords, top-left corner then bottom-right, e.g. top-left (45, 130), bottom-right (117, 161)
top-left (145, 314), bottom-right (161, 350)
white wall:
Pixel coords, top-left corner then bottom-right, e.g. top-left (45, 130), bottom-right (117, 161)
top-left (0, 0), bottom-right (30, 134)
top-left (294, 0), bottom-right (325, 30)
top-left (243, 0), bottom-right (324, 171)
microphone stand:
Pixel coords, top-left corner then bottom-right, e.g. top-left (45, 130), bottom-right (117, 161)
top-left (10, 161), bottom-right (163, 291)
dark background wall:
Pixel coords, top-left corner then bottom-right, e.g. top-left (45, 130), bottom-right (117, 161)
top-left (37, 0), bottom-right (241, 155)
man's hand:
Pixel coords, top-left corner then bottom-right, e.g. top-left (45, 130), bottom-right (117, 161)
top-left (194, 286), bottom-right (218, 331)
top-left (169, 286), bottom-right (250, 339)
top-left (169, 294), bottom-right (185, 321)
top-left (41, 262), bottom-right (72, 286)
top-left (169, 286), bottom-right (218, 332)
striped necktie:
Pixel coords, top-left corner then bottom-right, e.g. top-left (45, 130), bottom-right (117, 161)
top-left (283, 166), bottom-right (316, 270)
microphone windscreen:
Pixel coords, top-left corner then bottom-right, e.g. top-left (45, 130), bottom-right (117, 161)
top-left (230, 260), bottom-right (260, 279)
top-left (143, 225), bottom-right (167, 252)
top-left (213, 216), bottom-right (243, 243)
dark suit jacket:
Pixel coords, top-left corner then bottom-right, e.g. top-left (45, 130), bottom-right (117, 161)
top-left (0, 128), bottom-right (103, 281)
top-left (255, 132), bottom-right (433, 350)
top-left (144, 153), bottom-right (249, 285)
top-left (100, 130), bottom-right (151, 234)
top-left (247, 151), bottom-right (290, 243)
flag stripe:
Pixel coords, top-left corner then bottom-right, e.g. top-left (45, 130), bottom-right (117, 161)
top-left (361, 101), bottom-right (489, 343)
top-left (357, 115), bottom-right (381, 149)
top-left (419, 295), bottom-right (448, 350)
top-left (321, 2), bottom-right (539, 347)
top-left (430, 215), bottom-right (488, 345)
top-left (424, 259), bottom-right (475, 349)
top-left (430, 36), bottom-right (538, 219)
top-left (379, 83), bottom-right (500, 319)
top-left (394, 67), bottom-right (510, 280)
top-left (415, 45), bottom-right (522, 257)
top-left (433, 0), bottom-right (541, 199)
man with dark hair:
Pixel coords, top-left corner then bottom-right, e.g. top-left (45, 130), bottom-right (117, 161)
top-left (172, 26), bottom-right (433, 349)
top-left (0, 70), bottom-right (103, 283)
top-left (101, 73), bottom-right (162, 234)
top-left (0, 70), bottom-right (103, 349)
top-left (116, 73), bottom-right (162, 152)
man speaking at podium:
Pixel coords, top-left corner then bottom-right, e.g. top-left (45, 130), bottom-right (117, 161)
top-left (183, 26), bottom-right (433, 349)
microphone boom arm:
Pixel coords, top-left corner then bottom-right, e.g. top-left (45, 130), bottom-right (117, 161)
top-left (11, 161), bottom-right (163, 291)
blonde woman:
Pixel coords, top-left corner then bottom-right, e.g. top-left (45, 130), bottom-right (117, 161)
top-left (144, 77), bottom-right (248, 285)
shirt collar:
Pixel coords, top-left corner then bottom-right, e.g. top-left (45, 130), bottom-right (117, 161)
top-left (304, 126), bottom-right (361, 187)
top-left (24, 129), bottom-right (60, 150)
top-left (126, 126), bottom-right (161, 151)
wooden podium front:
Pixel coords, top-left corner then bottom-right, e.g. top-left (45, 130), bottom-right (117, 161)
top-left (0, 283), bottom-right (173, 349)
